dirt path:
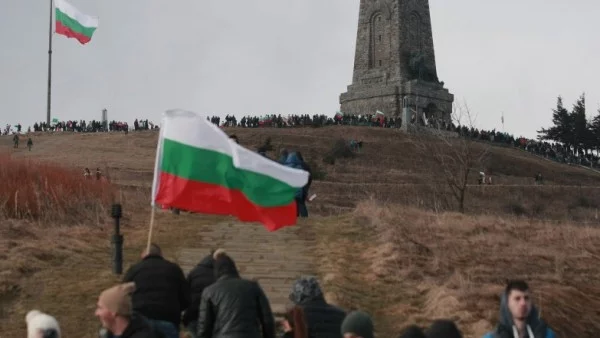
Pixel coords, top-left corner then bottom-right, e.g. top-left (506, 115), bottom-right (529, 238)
top-left (176, 221), bottom-right (316, 315)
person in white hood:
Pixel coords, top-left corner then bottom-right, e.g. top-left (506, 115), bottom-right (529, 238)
top-left (25, 310), bottom-right (61, 338)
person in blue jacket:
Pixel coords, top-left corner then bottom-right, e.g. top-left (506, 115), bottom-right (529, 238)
top-left (283, 152), bottom-right (312, 217)
top-left (483, 280), bottom-right (556, 338)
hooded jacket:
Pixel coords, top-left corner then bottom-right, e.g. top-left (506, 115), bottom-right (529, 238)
top-left (482, 293), bottom-right (556, 338)
top-left (182, 254), bottom-right (216, 326)
top-left (197, 253), bottom-right (275, 338)
top-left (283, 153), bottom-right (312, 200)
top-left (290, 277), bottom-right (346, 338)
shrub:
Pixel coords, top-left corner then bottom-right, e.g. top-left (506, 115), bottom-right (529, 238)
top-left (257, 137), bottom-right (274, 153)
top-left (323, 138), bottom-right (355, 165)
top-left (570, 195), bottom-right (597, 210)
top-left (0, 154), bottom-right (115, 225)
top-left (505, 200), bottom-right (527, 216)
top-left (307, 160), bottom-right (327, 181)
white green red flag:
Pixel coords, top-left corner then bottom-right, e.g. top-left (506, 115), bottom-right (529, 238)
top-left (54, 0), bottom-right (98, 45)
top-left (151, 110), bottom-right (309, 231)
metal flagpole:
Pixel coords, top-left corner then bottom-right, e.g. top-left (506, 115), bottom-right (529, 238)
top-left (46, 0), bottom-right (53, 125)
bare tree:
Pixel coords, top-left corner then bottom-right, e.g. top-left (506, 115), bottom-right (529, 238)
top-left (411, 102), bottom-right (489, 213)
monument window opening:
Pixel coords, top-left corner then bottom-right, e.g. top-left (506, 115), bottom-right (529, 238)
top-left (369, 12), bottom-right (389, 69)
top-left (408, 12), bottom-right (423, 52)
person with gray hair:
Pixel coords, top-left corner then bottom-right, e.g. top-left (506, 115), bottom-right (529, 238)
top-left (289, 276), bottom-right (346, 338)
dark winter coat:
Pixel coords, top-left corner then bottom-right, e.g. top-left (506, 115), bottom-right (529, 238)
top-left (182, 254), bottom-right (216, 326)
top-left (289, 277), bottom-right (345, 338)
top-left (101, 314), bottom-right (165, 338)
top-left (197, 255), bottom-right (275, 338)
top-left (298, 298), bottom-right (346, 338)
top-left (123, 255), bottom-right (191, 327)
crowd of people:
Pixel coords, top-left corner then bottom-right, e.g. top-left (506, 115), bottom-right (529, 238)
top-left (25, 244), bottom-right (556, 338)
top-left (516, 139), bottom-right (600, 168)
top-left (4, 112), bottom-right (597, 171)
top-left (1, 118), bottom-right (157, 135)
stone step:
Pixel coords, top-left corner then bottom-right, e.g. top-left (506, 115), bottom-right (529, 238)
top-left (177, 222), bottom-right (314, 317)
top-left (177, 255), bottom-right (313, 264)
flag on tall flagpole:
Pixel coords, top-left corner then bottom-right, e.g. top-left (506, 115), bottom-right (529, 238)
top-left (54, 0), bottom-right (99, 45)
top-left (151, 110), bottom-right (310, 231)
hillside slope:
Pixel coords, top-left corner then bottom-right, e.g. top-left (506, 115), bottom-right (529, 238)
top-left (1, 127), bottom-right (600, 337)
top-left (6, 127), bottom-right (600, 218)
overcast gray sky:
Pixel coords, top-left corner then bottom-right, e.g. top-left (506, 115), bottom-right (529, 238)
top-left (1, 0), bottom-right (598, 138)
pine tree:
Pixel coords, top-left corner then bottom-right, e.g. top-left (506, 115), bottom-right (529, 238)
top-left (589, 107), bottom-right (600, 152)
top-left (570, 93), bottom-right (588, 154)
top-left (538, 96), bottom-right (573, 147)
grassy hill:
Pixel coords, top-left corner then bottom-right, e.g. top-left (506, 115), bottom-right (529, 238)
top-left (1, 127), bottom-right (599, 337)
top-left (7, 127), bottom-right (599, 218)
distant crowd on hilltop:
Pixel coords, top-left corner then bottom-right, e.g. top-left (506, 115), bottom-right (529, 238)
top-left (24, 244), bottom-right (556, 338)
top-left (2, 118), bottom-right (156, 135)
top-left (4, 112), bottom-right (598, 169)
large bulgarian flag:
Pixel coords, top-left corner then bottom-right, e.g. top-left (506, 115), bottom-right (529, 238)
top-left (54, 0), bottom-right (98, 45)
top-left (151, 110), bottom-right (309, 231)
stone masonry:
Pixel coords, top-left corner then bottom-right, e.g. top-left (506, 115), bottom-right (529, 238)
top-left (177, 222), bottom-right (316, 317)
top-left (339, 0), bottom-right (454, 125)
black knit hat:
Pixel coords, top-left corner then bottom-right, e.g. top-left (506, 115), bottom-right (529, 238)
top-left (399, 325), bottom-right (426, 338)
top-left (425, 320), bottom-right (463, 338)
top-left (340, 311), bottom-right (374, 338)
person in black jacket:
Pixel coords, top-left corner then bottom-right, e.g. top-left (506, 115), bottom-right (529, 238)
top-left (182, 251), bottom-right (217, 336)
top-left (95, 282), bottom-right (165, 338)
top-left (289, 276), bottom-right (346, 338)
top-left (197, 249), bottom-right (275, 338)
top-left (123, 243), bottom-right (190, 338)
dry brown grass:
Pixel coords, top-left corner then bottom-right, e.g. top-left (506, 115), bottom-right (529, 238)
top-left (0, 154), bottom-right (115, 223)
top-left (1, 129), bottom-right (600, 337)
top-left (0, 206), bottom-right (222, 337)
top-left (313, 200), bottom-right (600, 337)
top-left (7, 128), bottom-right (599, 217)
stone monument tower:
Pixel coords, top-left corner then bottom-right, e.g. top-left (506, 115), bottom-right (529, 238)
top-left (339, 0), bottom-right (454, 127)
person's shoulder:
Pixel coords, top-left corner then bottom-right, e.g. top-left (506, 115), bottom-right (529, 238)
top-left (545, 328), bottom-right (557, 338)
top-left (481, 332), bottom-right (494, 338)
top-left (328, 303), bottom-right (346, 317)
top-left (164, 258), bottom-right (184, 270)
top-left (202, 280), bottom-right (220, 296)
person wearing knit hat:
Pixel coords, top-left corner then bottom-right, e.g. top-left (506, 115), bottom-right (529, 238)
top-left (95, 282), bottom-right (162, 338)
top-left (340, 310), bottom-right (374, 338)
top-left (25, 310), bottom-right (61, 338)
top-left (425, 320), bottom-right (463, 338)
top-left (289, 276), bottom-right (346, 338)
top-left (399, 325), bottom-right (426, 338)
top-left (182, 249), bottom-right (217, 336)
top-left (197, 249), bottom-right (275, 338)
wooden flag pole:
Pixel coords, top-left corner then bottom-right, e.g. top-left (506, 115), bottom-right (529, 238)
top-left (146, 207), bottom-right (156, 252)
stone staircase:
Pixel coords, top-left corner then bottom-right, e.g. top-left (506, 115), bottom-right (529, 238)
top-left (176, 221), bottom-right (316, 316)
